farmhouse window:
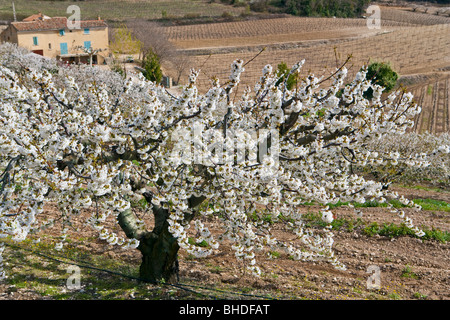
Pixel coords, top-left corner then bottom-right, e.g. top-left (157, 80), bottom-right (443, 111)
top-left (33, 36), bottom-right (38, 46)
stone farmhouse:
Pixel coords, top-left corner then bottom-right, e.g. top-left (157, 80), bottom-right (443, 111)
top-left (0, 12), bottom-right (109, 65)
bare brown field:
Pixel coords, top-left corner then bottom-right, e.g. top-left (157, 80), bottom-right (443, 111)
top-left (165, 15), bottom-right (415, 50)
top-left (173, 24), bottom-right (449, 89)
top-left (165, 6), bottom-right (450, 45)
top-left (169, 28), bottom-right (377, 51)
top-left (165, 6), bottom-right (450, 49)
top-left (409, 74), bottom-right (450, 134)
top-left (380, 6), bottom-right (450, 25)
top-left (161, 6), bottom-right (450, 134)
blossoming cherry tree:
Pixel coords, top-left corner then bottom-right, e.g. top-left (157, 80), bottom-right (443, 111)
top-left (0, 46), bottom-right (447, 283)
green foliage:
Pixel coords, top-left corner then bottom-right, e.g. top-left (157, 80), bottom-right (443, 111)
top-left (247, 208), bottom-right (277, 224)
top-left (422, 227), bottom-right (450, 243)
top-left (362, 221), bottom-right (450, 242)
top-left (130, 197), bottom-right (149, 210)
top-left (109, 25), bottom-right (142, 57)
top-left (188, 237), bottom-right (209, 248)
top-left (413, 292), bottom-right (428, 299)
top-left (141, 50), bottom-right (163, 84)
top-left (303, 197), bottom-right (450, 213)
top-left (364, 61), bottom-right (399, 99)
top-left (412, 198), bottom-right (450, 212)
top-left (272, 0), bottom-right (370, 18)
top-left (401, 264), bottom-right (418, 279)
top-left (249, 0), bottom-right (271, 12)
top-left (276, 62), bottom-right (298, 90)
top-left (110, 62), bottom-right (126, 78)
top-left (302, 212), bottom-right (364, 232)
top-left (388, 292), bottom-right (402, 300)
top-left (363, 222), bottom-right (413, 238)
top-left (269, 250), bottom-right (281, 259)
top-left (301, 205), bottom-right (449, 242)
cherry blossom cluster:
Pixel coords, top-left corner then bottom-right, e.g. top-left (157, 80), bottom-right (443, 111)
top-left (0, 43), bottom-right (445, 280)
top-left (362, 131), bottom-right (450, 185)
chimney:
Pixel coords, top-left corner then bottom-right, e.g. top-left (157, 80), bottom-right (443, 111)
top-left (12, 1), bottom-right (16, 22)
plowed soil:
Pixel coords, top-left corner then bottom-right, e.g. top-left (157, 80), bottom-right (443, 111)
top-left (175, 186), bottom-right (449, 300)
top-left (0, 185), bottom-right (448, 300)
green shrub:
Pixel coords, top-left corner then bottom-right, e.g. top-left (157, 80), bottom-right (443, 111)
top-left (272, 0), bottom-right (370, 18)
top-left (276, 62), bottom-right (298, 90)
top-left (141, 50), bottom-right (163, 84)
top-left (364, 61), bottom-right (399, 99)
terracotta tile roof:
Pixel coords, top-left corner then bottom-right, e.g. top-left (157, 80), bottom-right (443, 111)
top-left (11, 17), bottom-right (107, 32)
top-left (23, 13), bottom-right (51, 22)
top-left (80, 19), bottom-right (108, 29)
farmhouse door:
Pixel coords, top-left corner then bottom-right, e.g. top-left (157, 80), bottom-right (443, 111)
top-left (60, 42), bottom-right (68, 55)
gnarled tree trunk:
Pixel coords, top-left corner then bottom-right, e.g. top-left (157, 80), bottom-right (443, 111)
top-left (138, 230), bottom-right (179, 284)
top-left (137, 206), bottom-right (180, 284)
top-left (118, 194), bottom-right (205, 284)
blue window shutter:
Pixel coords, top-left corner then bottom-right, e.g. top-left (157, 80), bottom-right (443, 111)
top-left (84, 41), bottom-right (91, 50)
top-left (59, 29), bottom-right (65, 36)
top-left (60, 42), bottom-right (68, 55)
top-left (84, 28), bottom-right (90, 34)
top-left (33, 36), bottom-right (38, 45)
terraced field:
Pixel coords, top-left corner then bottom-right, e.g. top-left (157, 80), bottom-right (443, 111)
top-left (380, 6), bottom-right (450, 25)
top-left (166, 6), bottom-right (450, 48)
top-left (163, 6), bottom-right (450, 133)
top-left (170, 23), bottom-right (449, 89)
top-left (165, 16), bottom-right (402, 48)
top-left (410, 75), bottom-right (450, 134)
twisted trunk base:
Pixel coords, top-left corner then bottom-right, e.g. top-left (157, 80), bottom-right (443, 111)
top-left (118, 194), bottom-right (205, 284)
top-left (137, 222), bottom-right (180, 284)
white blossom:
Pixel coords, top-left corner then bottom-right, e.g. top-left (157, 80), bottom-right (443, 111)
top-left (0, 44), bottom-right (441, 281)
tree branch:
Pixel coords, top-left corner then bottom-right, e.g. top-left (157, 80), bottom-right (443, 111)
top-left (117, 209), bottom-right (147, 240)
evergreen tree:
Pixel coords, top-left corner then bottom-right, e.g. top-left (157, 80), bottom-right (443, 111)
top-left (364, 61), bottom-right (399, 99)
top-left (141, 49), bottom-right (163, 84)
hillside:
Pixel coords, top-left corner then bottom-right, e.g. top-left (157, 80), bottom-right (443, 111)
top-left (0, 1), bottom-right (448, 301)
top-left (0, 0), bottom-right (248, 21)
top-left (160, 5), bottom-right (450, 134)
